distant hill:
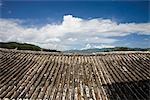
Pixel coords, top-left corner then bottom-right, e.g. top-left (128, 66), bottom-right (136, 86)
top-left (0, 42), bottom-right (61, 52)
top-left (0, 42), bottom-right (41, 51)
top-left (64, 47), bottom-right (150, 53)
top-left (1, 42), bottom-right (149, 53)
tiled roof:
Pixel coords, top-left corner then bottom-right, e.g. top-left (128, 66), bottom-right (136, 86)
top-left (0, 49), bottom-right (150, 99)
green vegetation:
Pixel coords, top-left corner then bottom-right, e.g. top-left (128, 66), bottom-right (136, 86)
top-left (113, 47), bottom-right (150, 51)
top-left (0, 42), bottom-right (61, 52)
top-left (64, 47), bottom-right (150, 53)
top-left (42, 48), bottom-right (61, 52)
top-left (0, 42), bottom-right (149, 53)
top-left (0, 42), bottom-right (41, 51)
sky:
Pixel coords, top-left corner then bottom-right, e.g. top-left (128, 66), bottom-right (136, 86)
top-left (0, 1), bottom-right (150, 50)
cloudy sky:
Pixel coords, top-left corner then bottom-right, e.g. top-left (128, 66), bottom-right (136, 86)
top-left (0, 1), bottom-right (149, 50)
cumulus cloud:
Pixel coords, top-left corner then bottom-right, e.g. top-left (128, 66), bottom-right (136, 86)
top-left (82, 44), bottom-right (115, 50)
top-left (0, 15), bottom-right (150, 50)
top-left (68, 38), bottom-right (77, 42)
top-left (93, 45), bottom-right (115, 49)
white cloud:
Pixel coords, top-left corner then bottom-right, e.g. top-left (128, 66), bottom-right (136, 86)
top-left (82, 44), bottom-right (92, 50)
top-left (93, 44), bottom-right (115, 49)
top-left (82, 44), bottom-right (115, 50)
top-left (85, 37), bottom-right (117, 44)
top-left (0, 15), bottom-right (150, 50)
top-left (0, 2), bottom-right (2, 7)
top-left (45, 38), bottom-right (61, 42)
top-left (68, 38), bottom-right (77, 42)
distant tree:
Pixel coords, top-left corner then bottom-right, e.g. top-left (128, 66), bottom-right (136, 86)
top-left (113, 47), bottom-right (132, 51)
top-left (42, 48), bottom-right (61, 52)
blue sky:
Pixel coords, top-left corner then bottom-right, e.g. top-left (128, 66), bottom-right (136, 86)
top-left (0, 1), bottom-right (149, 50)
top-left (1, 1), bottom-right (149, 23)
